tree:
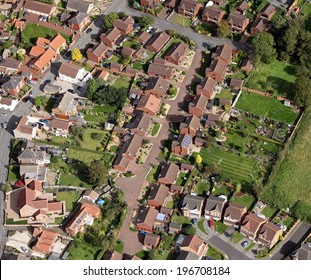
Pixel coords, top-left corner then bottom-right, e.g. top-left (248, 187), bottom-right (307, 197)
top-left (252, 32), bottom-right (277, 64)
top-left (86, 79), bottom-right (98, 100)
top-left (89, 160), bottom-right (108, 186)
top-left (195, 154), bottom-right (202, 165)
top-left (297, 31), bottom-right (311, 70)
top-left (103, 13), bottom-right (119, 30)
top-left (1, 183), bottom-right (12, 193)
top-left (34, 96), bottom-right (42, 107)
top-left (293, 75), bottom-right (311, 106)
top-left (71, 48), bottom-right (83, 61)
top-left (94, 85), bottom-right (127, 108)
top-left (217, 20), bottom-right (231, 38)
top-left (183, 225), bottom-right (196, 235)
top-left (138, 15), bottom-right (154, 29)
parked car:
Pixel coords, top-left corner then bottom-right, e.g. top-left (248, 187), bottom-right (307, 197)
top-left (166, 9), bottom-right (173, 15)
top-left (45, 79), bottom-right (51, 84)
top-left (68, 89), bottom-right (76, 93)
top-left (65, 51), bottom-right (71, 58)
top-left (29, 90), bottom-right (34, 96)
top-left (39, 119), bottom-right (48, 124)
top-left (23, 96), bottom-right (30, 102)
top-left (86, 28), bottom-right (92, 34)
top-left (241, 241), bottom-right (249, 248)
top-left (191, 218), bottom-right (198, 225)
top-left (77, 86), bottom-right (84, 91)
top-left (1, 122), bottom-right (7, 129)
top-left (21, 246), bottom-right (29, 253)
top-left (23, 11), bottom-right (27, 17)
top-left (38, 15), bottom-right (43, 21)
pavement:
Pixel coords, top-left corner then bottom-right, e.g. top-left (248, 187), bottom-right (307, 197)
top-left (270, 222), bottom-right (311, 260)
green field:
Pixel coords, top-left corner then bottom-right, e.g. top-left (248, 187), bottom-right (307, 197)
top-left (262, 109), bottom-right (311, 222)
top-left (68, 241), bottom-right (98, 260)
top-left (172, 14), bottom-right (192, 28)
top-left (200, 147), bottom-right (258, 185)
top-left (236, 91), bottom-right (299, 124)
top-left (231, 193), bottom-right (256, 210)
top-left (113, 77), bottom-right (132, 90)
top-left (231, 231), bottom-right (244, 243)
top-left (194, 179), bottom-right (210, 195)
top-left (171, 214), bottom-right (191, 225)
top-left (206, 246), bottom-right (225, 260)
top-left (56, 191), bottom-right (81, 212)
top-left (245, 60), bottom-right (296, 97)
top-left (7, 166), bottom-right (20, 183)
top-left (261, 205), bottom-right (278, 219)
top-left (212, 185), bottom-right (233, 198)
top-left (22, 23), bottom-right (70, 45)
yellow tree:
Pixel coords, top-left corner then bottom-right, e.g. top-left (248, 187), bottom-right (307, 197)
top-left (195, 154), bottom-right (202, 165)
top-left (71, 48), bottom-right (82, 61)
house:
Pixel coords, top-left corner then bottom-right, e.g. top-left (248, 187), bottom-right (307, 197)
top-left (257, 222), bottom-right (282, 249)
top-left (13, 116), bottom-right (38, 140)
top-left (66, 202), bottom-right (101, 235)
top-left (100, 27), bottom-right (121, 48)
top-left (136, 94), bottom-right (161, 116)
top-left (66, 0), bottom-right (94, 14)
top-left (51, 115), bottom-right (71, 137)
top-left (30, 48), bottom-right (56, 73)
top-left (115, 16), bottom-right (135, 35)
top-left (169, 222), bottom-right (182, 235)
top-left (147, 63), bottom-right (175, 80)
top-left (24, 0), bottom-right (57, 17)
top-left (87, 43), bottom-right (108, 63)
top-left (202, 6), bottom-right (225, 25)
top-left (129, 87), bottom-right (143, 100)
top-left (171, 134), bottom-right (193, 156)
top-left (230, 78), bottom-right (244, 94)
top-left (68, 13), bottom-right (89, 31)
top-left (260, 4), bottom-right (276, 20)
top-left (138, 31), bottom-right (151, 45)
top-left (240, 213), bottom-right (266, 240)
top-left (227, 13), bottom-right (250, 33)
top-left (147, 184), bottom-right (169, 208)
top-left (250, 17), bottom-right (270, 36)
top-left (205, 59), bottom-right (227, 83)
top-left (50, 34), bottom-right (66, 53)
top-left (32, 228), bottom-right (58, 255)
top-left (140, 0), bottom-right (161, 8)
top-left (2, 75), bottom-right (25, 96)
top-left (121, 46), bottom-right (136, 58)
top-left (113, 134), bottom-right (143, 172)
top-left (181, 194), bottom-right (205, 218)
top-left (58, 62), bottom-right (92, 86)
top-left (204, 195), bottom-right (226, 220)
top-left (212, 0), bottom-right (226, 6)
top-left (0, 58), bottom-right (22, 74)
top-left (196, 77), bottom-right (217, 99)
top-left (223, 202), bottom-right (247, 228)
top-left (179, 115), bottom-right (200, 137)
top-left (96, 70), bottom-right (109, 81)
top-left (180, 235), bottom-right (208, 258)
top-left (164, 42), bottom-right (189, 65)
top-left (20, 165), bottom-right (47, 185)
top-left (110, 62), bottom-right (124, 74)
top-left (294, 243), bottom-right (311, 260)
top-left (145, 32), bottom-right (170, 53)
top-left (177, 0), bottom-right (202, 17)
top-left (241, 58), bottom-right (253, 74)
top-left (177, 250), bottom-right (199, 260)
top-left (82, 190), bottom-right (99, 204)
top-left (205, 114), bottom-right (221, 128)
top-left (129, 113), bottom-right (152, 136)
top-left (144, 76), bottom-right (170, 99)
top-left (158, 162), bottom-right (179, 185)
top-left (236, 0), bottom-right (249, 15)
top-left (18, 147), bottom-right (50, 165)
top-left (136, 207), bottom-right (159, 233)
top-left (144, 233), bottom-right (160, 249)
top-left (170, 184), bottom-right (184, 194)
top-left (212, 44), bottom-right (233, 64)
top-left (194, 137), bottom-right (206, 147)
top-left (180, 163), bottom-right (195, 172)
top-left (0, 97), bottom-right (18, 111)
top-left (52, 93), bottom-right (78, 116)
top-left (188, 95), bottom-right (208, 117)
top-left (103, 251), bottom-right (123, 260)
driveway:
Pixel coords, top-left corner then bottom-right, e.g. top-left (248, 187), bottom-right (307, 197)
top-left (6, 231), bottom-right (33, 254)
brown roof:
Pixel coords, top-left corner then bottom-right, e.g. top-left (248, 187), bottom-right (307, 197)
top-left (170, 184), bottom-right (184, 193)
top-left (103, 251), bottom-right (123, 260)
top-left (47, 201), bottom-right (62, 211)
top-left (164, 42), bottom-right (188, 62)
top-left (179, 0), bottom-right (201, 11)
top-left (148, 184), bottom-right (169, 206)
top-left (251, 17), bottom-right (270, 33)
top-left (32, 48), bottom-right (55, 70)
top-left (58, 62), bottom-right (81, 79)
top-left (190, 95), bottom-right (208, 111)
top-left (144, 233), bottom-right (160, 247)
top-left (258, 222), bottom-right (281, 242)
top-left (204, 195), bottom-right (226, 213)
top-left (14, 116), bottom-right (33, 135)
top-left (115, 15), bottom-right (134, 32)
top-left (212, 44), bottom-right (232, 62)
top-left (224, 202), bottom-right (246, 221)
top-left (136, 94), bottom-right (161, 114)
top-left (37, 37), bottom-right (50, 48)
top-left (145, 76), bottom-right (170, 95)
top-left (32, 228), bottom-right (58, 255)
top-left (260, 3), bottom-right (276, 17)
top-left (181, 235), bottom-right (205, 255)
top-left (197, 77), bottom-right (216, 93)
top-left (206, 59), bottom-right (227, 77)
top-left (130, 113), bottom-right (151, 131)
top-left (138, 31), bottom-right (151, 43)
top-left (228, 13), bottom-right (249, 28)
top-left (158, 162), bottom-right (179, 184)
top-left (110, 62), bottom-right (123, 71)
top-left (83, 189), bottom-right (99, 201)
top-left (136, 207), bottom-right (159, 228)
top-left (147, 63), bottom-right (174, 78)
top-left (0, 97), bottom-right (13, 106)
top-left (101, 27), bottom-right (121, 44)
top-left (29, 46), bottom-right (45, 57)
top-left (146, 32), bottom-right (170, 52)
top-left (88, 43), bottom-right (108, 58)
top-left (241, 58), bottom-right (253, 72)
top-left (121, 134), bottom-right (142, 157)
top-left (241, 213), bottom-right (266, 233)
top-left (230, 78), bottom-right (244, 90)
top-left (236, 0), bottom-right (249, 11)
top-left (180, 163), bottom-right (195, 171)
top-left (51, 118), bottom-right (70, 130)
top-left (203, 6), bottom-right (225, 20)
top-left (160, 206), bottom-right (173, 216)
top-left (27, 180), bottom-right (43, 193)
top-left (0, 58), bottom-right (22, 71)
top-left (121, 46), bottom-right (136, 57)
top-left (180, 115), bottom-right (200, 132)
top-left (24, 0), bottom-right (56, 15)
top-left (50, 34), bottom-right (66, 51)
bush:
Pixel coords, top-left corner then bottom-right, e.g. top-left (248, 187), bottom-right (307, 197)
top-left (90, 132), bottom-right (102, 141)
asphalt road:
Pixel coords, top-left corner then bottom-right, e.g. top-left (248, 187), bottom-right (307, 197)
top-left (270, 222), bottom-right (311, 260)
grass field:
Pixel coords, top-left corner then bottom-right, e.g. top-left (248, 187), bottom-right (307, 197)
top-left (214, 221), bottom-right (228, 234)
top-left (194, 179), bottom-right (210, 195)
top-left (56, 191), bottom-right (81, 212)
top-left (68, 241), bottom-right (97, 260)
top-left (200, 147), bottom-right (258, 185)
top-left (231, 231), bottom-right (244, 243)
top-left (175, 172), bottom-right (188, 186)
top-left (171, 214), bottom-right (191, 225)
top-left (172, 14), bottom-right (191, 28)
top-left (151, 122), bottom-right (160, 136)
top-left (22, 23), bottom-right (70, 45)
top-left (262, 109), bottom-right (311, 222)
top-left (217, 88), bottom-right (234, 100)
top-left (231, 193), bottom-right (256, 210)
top-left (236, 91), bottom-right (299, 124)
top-left (206, 246), bottom-right (224, 260)
top-left (261, 205), bottom-right (278, 219)
top-left (146, 165), bottom-right (160, 183)
top-left (245, 60), bottom-right (296, 97)
top-left (113, 77), bottom-right (131, 90)
top-left (212, 185), bottom-right (233, 198)
top-left (7, 166), bottom-right (20, 183)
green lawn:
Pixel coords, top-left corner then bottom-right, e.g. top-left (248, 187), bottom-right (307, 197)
top-left (261, 205), bottom-right (278, 219)
top-left (262, 109), bottom-right (311, 223)
top-left (212, 185), bottom-right (233, 198)
top-left (214, 221), bottom-right (228, 234)
top-left (194, 179), bottom-right (210, 195)
top-left (283, 216), bottom-right (295, 228)
top-left (172, 14), bottom-right (192, 28)
top-left (171, 214), bottom-right (191, 225)
top-left (245, 242), bottom-right (256, 251)
top-left (175, 172), bottom-right (188, 186)
top-left (135, 250), bottom-right (149, 260)
top-left (22, 23), bottom-right (70, 45)
top-left (231, 193), bottom-right (256, 210)
top-left (94, 105), bottom-right (118, 113)
top-left (113, 240), bottom-right (124, 254)
top-left (7, 166), bottom-right (20, 183)
top-left (6, 219), bottom-right (27, 225)
top-left (245, 60), bottom-right (296, 97)
top-left (83, 114), bottom-right (107, 123)
top-left (151, 122), bottom-right (160, 136)
top-left (56, 191), bottom-right (81, 212)
top-left (231, 231), bottom-right (244, 243)
top-left (197, 219), bottom-right (208, 235)
top-left (301, 3), bottom-right (311, 16)
top-left (165, 201), bottom-right (174, 209)
top-left (217, 88), bottom-right (234, 100)
top-left (206, 246), bottom-right (224, 260)
top-left (132, 61), bottom-right (145, 71)
top-left (146, 165), bottom-right (160, 183)
top-left (68, 241), bottom-right (98, 260)
top-left (236, 91), bottom-right (299, 124)
top-left (113, 77), bottom-right (131, 90)
top-left (200, 147), bottom-right (258, 185)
